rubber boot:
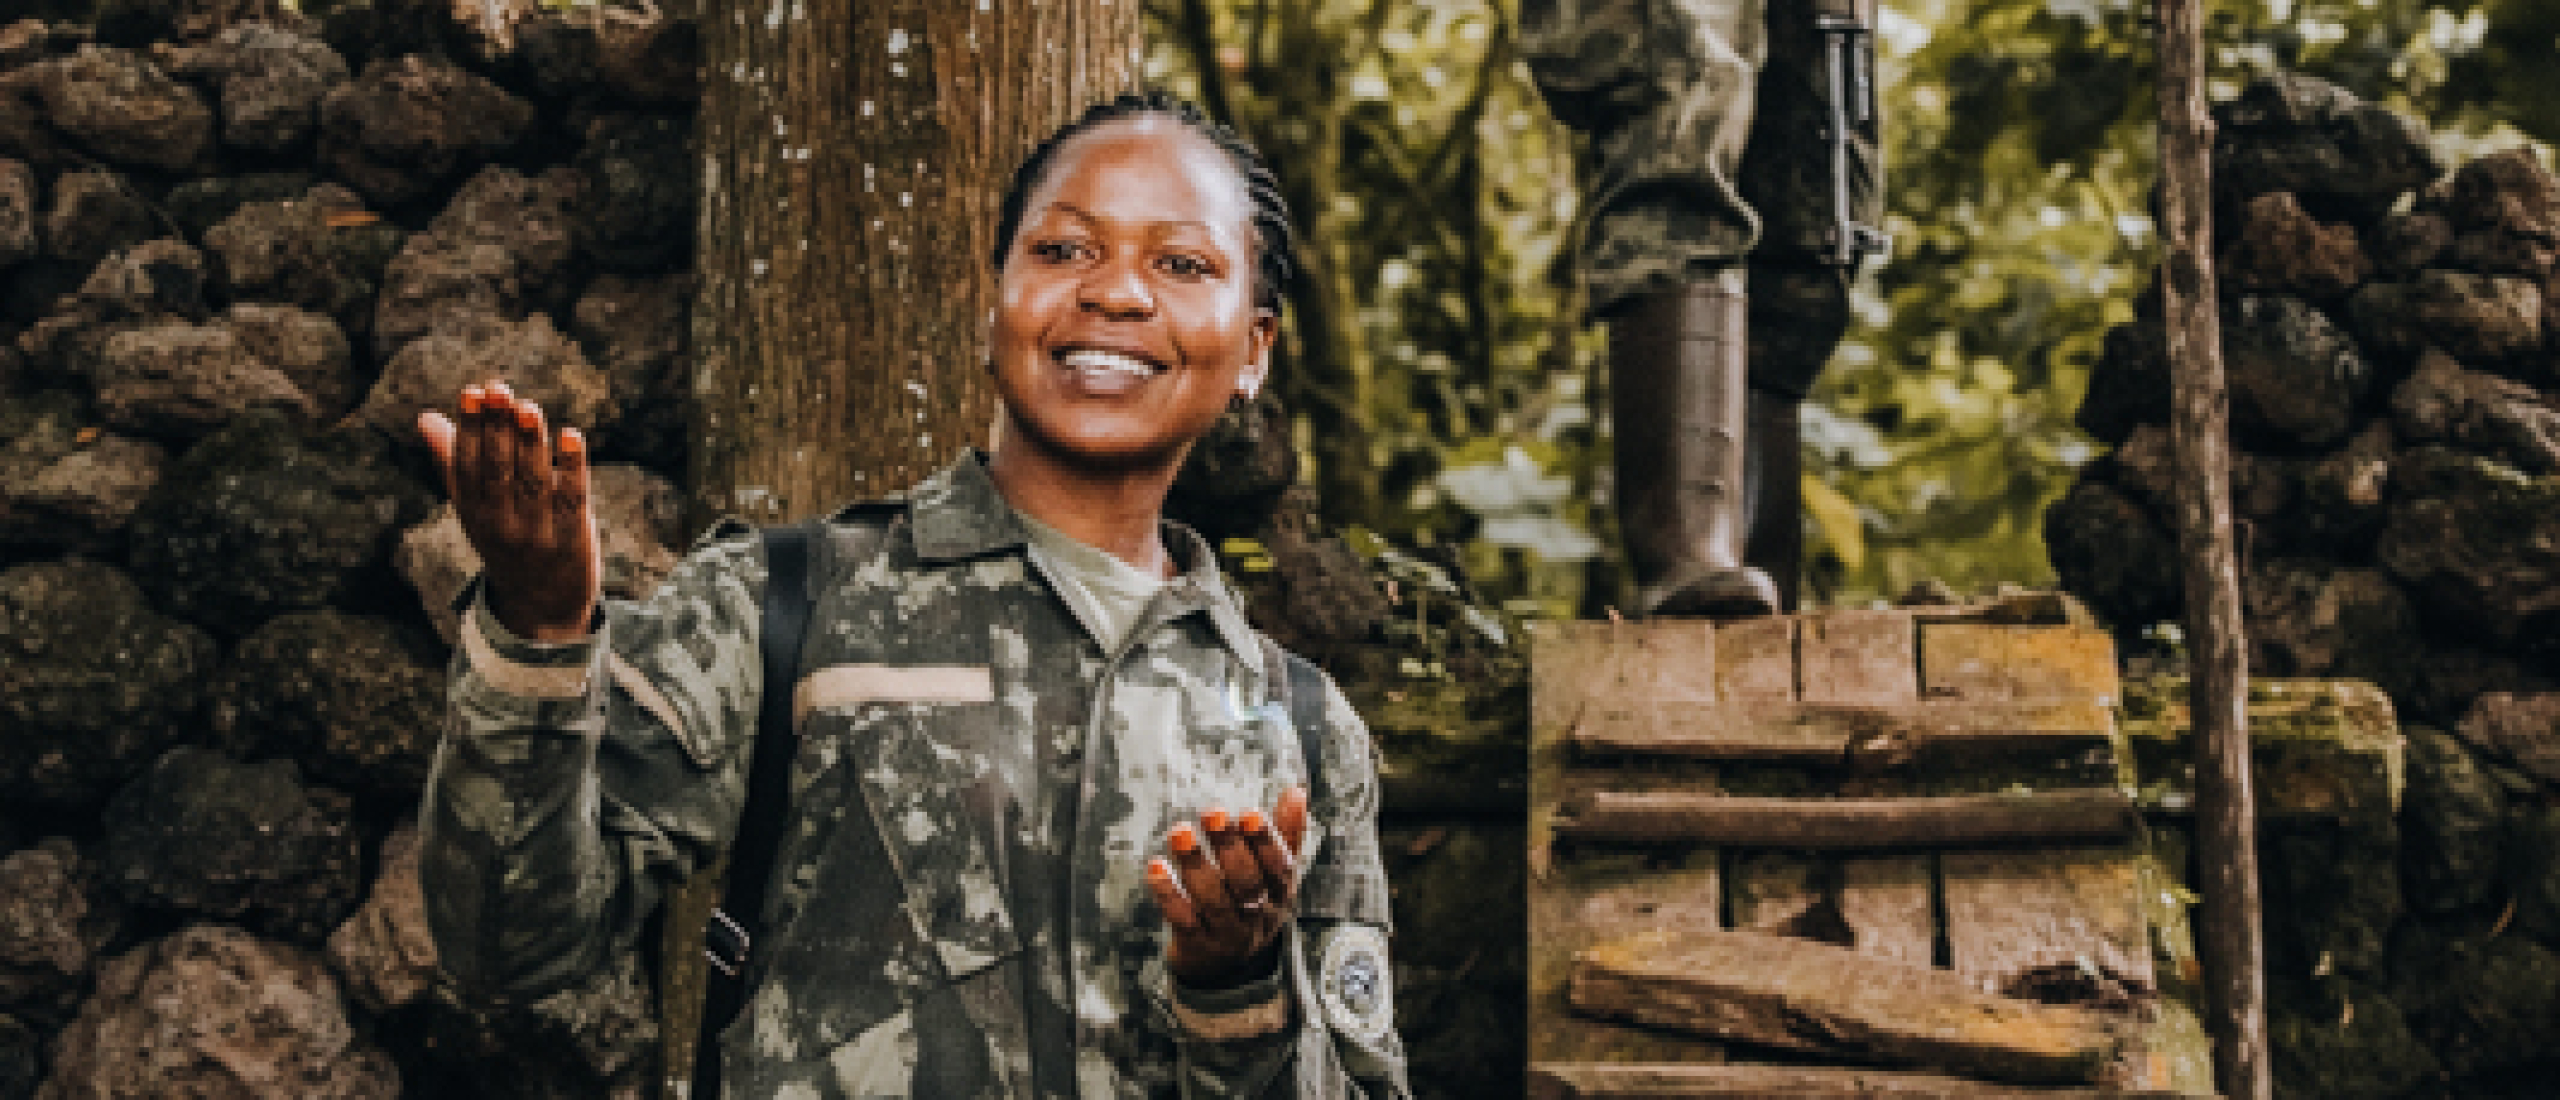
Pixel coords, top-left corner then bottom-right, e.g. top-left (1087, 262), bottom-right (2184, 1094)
top-left (1743, 386), bottom-right (1803, 612)
top-left (1609, 274), bottom-right (1780, 617)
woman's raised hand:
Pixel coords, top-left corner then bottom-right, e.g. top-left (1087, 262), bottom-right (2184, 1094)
top-left (416, 382), bottom-right (602, 642)
top-left (1147, 787), bottom-right (1310, 989)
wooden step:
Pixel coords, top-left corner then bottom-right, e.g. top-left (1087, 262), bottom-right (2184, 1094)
top-left (1570, 700), bottom-right (2115, 760)
top-left (1550, 790), bottom-right (2140, 849)
top-left (1529, 1062), bottom-right (2207, 1099)
top-left (1567, 928), bottom-right (2128, 1086)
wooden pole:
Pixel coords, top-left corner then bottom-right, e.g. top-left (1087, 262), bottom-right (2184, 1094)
top-left (2154, 0), bottom-right (2270, 1095)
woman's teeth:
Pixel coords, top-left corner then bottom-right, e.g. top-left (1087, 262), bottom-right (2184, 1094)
top-left (1059, 349), bottom-right (1157, 380)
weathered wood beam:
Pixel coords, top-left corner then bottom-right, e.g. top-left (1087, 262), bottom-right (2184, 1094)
top-left (1571, 701), bottom-right (2114, 760)
top-left (1566, 928), bottom-right (2126, 1085)
top-left (1529, 1062), bottom-right (2208, 1099)
top-left (1551, 790), bottom-right (2139, 848)
top-left (2156, 0), bottom-right (2269, 1091)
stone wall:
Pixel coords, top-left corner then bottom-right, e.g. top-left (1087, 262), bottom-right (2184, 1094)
top-left (1, 1), bottom-right (703, 1095)
top-left (0, 3), bottom-right (1527, 1097)
top-left (2055, 73), bottom-right (2560, 1098)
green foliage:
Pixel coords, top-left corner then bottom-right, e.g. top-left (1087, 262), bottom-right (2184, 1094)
top-left (1151, 0), bottom-right (2555, 613)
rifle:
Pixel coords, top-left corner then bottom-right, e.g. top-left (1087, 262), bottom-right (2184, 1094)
top-left (1814, 0), bottom-right (1890, 270)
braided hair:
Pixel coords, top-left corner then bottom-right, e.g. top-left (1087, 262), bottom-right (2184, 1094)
top-left (991, 93), bottom-right (1298, 318)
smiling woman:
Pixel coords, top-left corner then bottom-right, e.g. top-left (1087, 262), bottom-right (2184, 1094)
top-left (410, 93), bottom-right (1413, 1099)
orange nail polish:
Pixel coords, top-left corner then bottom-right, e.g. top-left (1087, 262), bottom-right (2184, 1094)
top-left (1202, 808), bottom-right (1229, 833)
top-left (1148, 858), bottom-right (1174, 881)
top-left (1169, 825), bottom-right (1199, 855)
top-left (558, 429), bottom-right (585, 456)
top-left (515, 406), bottom-right (540, 430)
top-left (458, 389), bottom-right (482, 414)
top-left (1239, 810), bottom-right (1266, 834)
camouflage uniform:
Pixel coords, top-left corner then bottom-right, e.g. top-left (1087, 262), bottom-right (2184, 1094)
top-left (1521, 0), bottom-right (1881, 397)
top-left (418, 452), bottom-right (1411, 1099)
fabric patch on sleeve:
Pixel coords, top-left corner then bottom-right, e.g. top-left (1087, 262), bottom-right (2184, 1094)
top-left (1314, 923), bottom-right (1395, 1045)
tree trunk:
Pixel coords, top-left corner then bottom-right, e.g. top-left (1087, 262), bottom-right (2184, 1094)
top-left (2155, 0), bottom-right (2270, 1095)
top-left (691, 0), bottom-right (1142, 525)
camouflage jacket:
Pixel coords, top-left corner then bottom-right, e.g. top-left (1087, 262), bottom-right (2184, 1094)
top-left (419, 453), bottom-right (1412, 1099)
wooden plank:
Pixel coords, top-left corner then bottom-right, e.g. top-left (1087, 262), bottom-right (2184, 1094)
top-left (1572, 700), bottom-right (2115, 759)
top-left (1941, 847), bottom-right (2155, 1002)
top-left (1530, 621), bottom-right (1730, 1065)
top-left (1729, 850), bottom-right (1831, 939)
top-left (1786, 611), bottom-right (1938, 973)
top-left (1554, 790), bottom-right (2140, 849)
top-left (1839, 856), bottom-right (1936, 968)
top-left (1922, 623), bottom-right (2118, 705)
top-left (1531, 858), bottom-right (1729, 1065)
top-left (1716, 616), bottom-right (1797, 702)
top-left (1530, 1062), bottom-right (2211, 1099)
top-left (1800, 611), bottom-right (1919, 705)
top-left (1568, 928), bottom-right (2127, 1085)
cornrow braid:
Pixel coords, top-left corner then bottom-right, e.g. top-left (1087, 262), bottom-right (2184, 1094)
top-left (991, 92), bottom-right (1298, 318)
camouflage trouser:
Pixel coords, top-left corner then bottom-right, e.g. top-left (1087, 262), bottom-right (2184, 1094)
top-left (1522, 0), bottom-right (1882, 397)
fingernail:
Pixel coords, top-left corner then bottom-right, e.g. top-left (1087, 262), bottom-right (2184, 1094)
top-left (458, 388), bottom-right (482, 413)
top-left (1168, 824), bottom-right (1199, 855)
top-left (515, 406), bottom-right (541, 430)
top-left (558, 428), bottom-right (585, 456)
top-left (1239, 810), bottom-right (1266, 833)
top-left (1147, 858), bottom-right (1174, 881)
top-left (1202, 808), bottom-right (1229, 833)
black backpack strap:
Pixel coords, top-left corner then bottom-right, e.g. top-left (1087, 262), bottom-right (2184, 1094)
top-left (692, 520), bottom-right (821, 1095)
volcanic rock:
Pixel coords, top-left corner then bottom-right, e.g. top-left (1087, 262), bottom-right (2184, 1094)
top-left (90, 0), bottom-right (302, 47)
top-left (2223, 191), bottom-right (2368, 299)
top-left (0, 838), bottom-right (124, 1017)
top-left (0, 559), bottom-right (215, 809)
top-left (2223, 294), bottom-right (2375, 450)
top-left (209, 610), bottom-right (444, 800)
top-left (370, 164), bottom-right (576, 360)
top-left (317, 54), bottom-right (533, 209)
top-left (220, 302), bottom-right (358, 421)
top-left (567, 272), bottom-right (688, 468)
top-left (202, 185), bottom-right (402, 332)
top-left (349, 310), bottom-right (610, 445)
top-left (2044, 478), bottom-right (2179, 632)
top-left (161, 171), bottom-right (309, 240)
top-left (91, 319), bottom-right (321, 439)
top-left (568, 111), bottom-right (690, 272)
top-left (2074, 292), bottom-right (2167, 445)
top-left (2367, 210), bottom-right (2453, 279)
top-left (2400, 727), bottom-right (2508, 917)
top-left (170, 21), bottom-right (347, 154)
top-left (40, 169), bottom-right (155, 278)
top-left (4, 427), bottom-right (167, 551)
top-left (2243, 558), bottom-right (2422, 703)
top-left (125, 409), bottom-right (431, 630)
top-left (325, 823), bottom-right (436, 1015)
top-left (0, 158), bottom-right (33, 272)
top-left (2456, 693), bottom-right (2560, 791)
top-left (2408, 270), bottom-right (2545, 370)
top-left (24, 46), bottom-right (213, 174)
top-left (2377, 446), bottom-right (2560, 644)
top-left (36, 923), bottom-right (398, 1099)
top-left (2391, 346), bottom-right (2560, 474)
top-left (2214, 71), bottom-right (2440, 225)
top-left (97, 747), bottom-right (362, 945)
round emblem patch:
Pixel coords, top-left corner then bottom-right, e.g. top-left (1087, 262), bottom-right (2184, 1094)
top-left (1315, 924), bottom-right (1393, 1043)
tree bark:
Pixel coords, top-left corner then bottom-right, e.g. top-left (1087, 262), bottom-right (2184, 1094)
top-left (691, 0), bottom-right (1142, 525)
top-left (2155, 0), bottom-right (2270, 1095)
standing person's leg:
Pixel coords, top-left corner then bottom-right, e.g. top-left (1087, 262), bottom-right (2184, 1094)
top-left (1523, 0), bottom-right (1779, 616)
top-left (1738, 0), bottom-right (1886, 609)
